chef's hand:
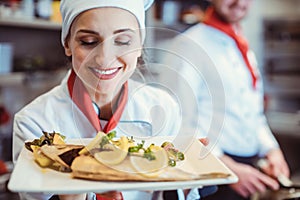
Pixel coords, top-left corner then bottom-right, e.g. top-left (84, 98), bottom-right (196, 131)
top-left (59, 194), bottom-right (87, 200)
top-left (262, 149), bottom-right (290, 178)
top-left (221, 155), bottom-right (279, 198)
top-left (199, 137), bottom-right (209, 146)
top-left (96, 191), bottom-right (123, 200)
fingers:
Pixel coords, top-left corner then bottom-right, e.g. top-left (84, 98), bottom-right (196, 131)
top-left (59, 194), bottom-right (87, 200)
top-left (267, 161), bottom-right (286, 178)
top-left (256, 170), bottom-right (279, 190)
top-left (231, 184), bottom-right (249, 198)
top-left (96, 191), bottom-right (123, 200)
top-left (248, 166), bottom-right (279, 191)
top-left (242, 183), bottom-right (256, 197)
top-left (274, 159), bottom-right (290, 178)
top-left (266, 149), bottom-right (290, 177)
top-left (199, 138), bottom-right (209, 146)
top-left (260, 156), bottom-right (290, 178)
top-left (230, 166), bottom-right (279, 198)
top-left (245, 174), bottom-right (267, 194)
top-left (252, 180), bottom-right (267, 193)
top-left (234, 172), bottom-right (268, 198)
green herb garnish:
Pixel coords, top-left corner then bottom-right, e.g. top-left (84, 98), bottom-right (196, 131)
top-left (99, 131), bottom-right (116, 149)
top-left (128, 140), bottom-right (145, 153)
top-left (143, 144), bottom-right (156, 161)
top-left (25, 131), bottom-right (65, 152)
top-left (107, 131), bottom-right (116, 139)
top-left (168, 159), bottom-right (176, 167)
top-left (161, 141), bottom-right (185, 167)
top-left (128, 141), bottom-right (157, 160)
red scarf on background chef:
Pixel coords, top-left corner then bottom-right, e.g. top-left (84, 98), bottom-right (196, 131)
top-left (68, 69), bottom-right (125, 200)
top-left (203, 7), bottom-right (258, 89)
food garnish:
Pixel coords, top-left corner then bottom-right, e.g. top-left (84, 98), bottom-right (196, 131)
top-left (24, 131), bottom-right (83, 172)
top-left (25, 131), bottom-right (185, 176)
top-left (161, 141), bottom-right (185, 167)
top-left (38, 145), bottom-right (83, 172)
top-left (78, 131), bottom-right (106, 155)
top-left (128, 141), bottom-right (156, 161)
top-left (23, 131), bottom-right (233, 182)
top-left (93, 135), bottom-right (129, 165)
top-left (25, 131), bottom-right (66, 152)
top-left (130, 145), bottom-right (168, 177)
top-left (31, 145), bottom-right (53, 168)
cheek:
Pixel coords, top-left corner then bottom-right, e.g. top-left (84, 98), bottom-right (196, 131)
top-left (122, 51), bottom-right (140, 69)
top-left (72, 48), bottom-right (90, 70)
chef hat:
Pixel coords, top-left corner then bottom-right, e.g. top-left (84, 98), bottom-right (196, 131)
top-left (60, 0), bottom-right (154, 46)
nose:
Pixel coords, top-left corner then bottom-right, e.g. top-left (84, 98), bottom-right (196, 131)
top-left (94, 41), bottom-right (115, 68)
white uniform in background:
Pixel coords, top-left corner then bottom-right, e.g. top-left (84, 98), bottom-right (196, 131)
top-left (169, 23), bottom-right (279, 158)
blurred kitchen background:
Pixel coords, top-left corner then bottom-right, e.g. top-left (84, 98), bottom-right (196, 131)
top-left (0, 0), bottom-right (299, 198)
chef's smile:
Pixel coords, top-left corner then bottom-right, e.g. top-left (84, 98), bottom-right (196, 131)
top-left (64, 7), bottom-right (142, 95)
top-left (90, 66), bottom-right (123, 80)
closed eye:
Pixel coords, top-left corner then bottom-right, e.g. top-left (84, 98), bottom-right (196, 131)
top-left (114, 40), bottom-right (131, 46)
top-left (80, 40), bottom-right (98, 46)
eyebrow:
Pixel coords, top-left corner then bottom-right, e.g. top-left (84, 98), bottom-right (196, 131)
top-left (77, 28), bottom-right (135, 35)
top-left (77, 29), bottom-right (98, 35)
top-left (113, 28), bottom-right (135, 34)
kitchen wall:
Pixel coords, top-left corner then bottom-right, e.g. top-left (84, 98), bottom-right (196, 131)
top-left (243, 0), bottom-right (300, 137)
top-left (0, 70), bottom-right (68, 161)
top-left (0, 24), bottom-right (65, 72)
top-left (243, 0), bottom-right (300, 67)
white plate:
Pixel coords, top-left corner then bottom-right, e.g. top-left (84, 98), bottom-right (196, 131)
top-left (8, 136), bottom-right (238, 194)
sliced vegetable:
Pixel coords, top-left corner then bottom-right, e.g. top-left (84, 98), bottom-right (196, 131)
top-left (31, 145), bottom-right (53, 168)
top-left (25, 131), bottom-right (66, 152)
top-left (161, 141), bottom-right (185, 167)
top-left (99, 131), bottom-right (116, 149)
top-left (94, 136), bottom-right (129, 165)
top-left (130, 145), bottom-right (168, 177)
top-left (78, 131), bottom-right (106, 155)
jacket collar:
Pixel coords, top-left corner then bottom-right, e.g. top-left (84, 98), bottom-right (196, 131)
top-left (203, 7), bottom-right (257, 89)
top-left (67, 69), bottom-right (128, 133)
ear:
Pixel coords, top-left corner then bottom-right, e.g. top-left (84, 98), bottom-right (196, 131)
top-left (64, 40), bottom-right (72, 57)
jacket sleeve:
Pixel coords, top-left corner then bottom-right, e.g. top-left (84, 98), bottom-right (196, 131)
top-left (257, 114), bottom-right (279, 156)
top-left (256, 81), bottom-right (279, 156)
top-left (12, 112), bottom-right (44, 163)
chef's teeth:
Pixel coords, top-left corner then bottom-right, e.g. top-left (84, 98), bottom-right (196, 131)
top-left (95, 68), bottom-right (118, 75)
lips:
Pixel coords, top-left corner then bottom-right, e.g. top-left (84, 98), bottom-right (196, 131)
top-left (90, 67), bottom-right (122, 80)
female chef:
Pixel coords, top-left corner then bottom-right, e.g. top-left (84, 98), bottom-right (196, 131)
top-left (12, 0), bottom-right (207, 199)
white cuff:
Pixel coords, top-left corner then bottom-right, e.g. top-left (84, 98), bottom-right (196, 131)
top-left (177, 188), bottom-right (200, 200)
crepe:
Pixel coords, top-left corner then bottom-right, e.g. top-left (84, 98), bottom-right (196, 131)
top-left (39, 144), bottom-right (84, 170)
top-left (71, 155), bottom-right (229, 182)
top-left (30, 136), bottom-right (231, 182)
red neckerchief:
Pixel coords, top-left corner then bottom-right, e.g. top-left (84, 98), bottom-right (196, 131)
top-left (67, 69), bottom-right (128, 133)
top-left (96, 193), bottom-right (124, 200)
top-left (203, 7), bottom-right (257, 89)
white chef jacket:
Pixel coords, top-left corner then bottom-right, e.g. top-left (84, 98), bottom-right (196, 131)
top-left (12, 70), bottom-right (200, 200)
top-left (166, 23), bottom-right (279, 158)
